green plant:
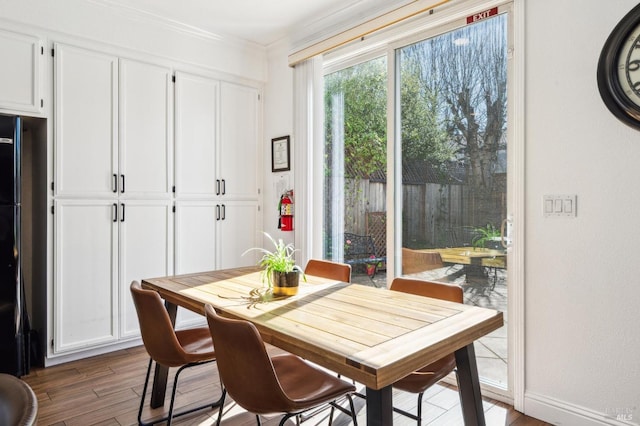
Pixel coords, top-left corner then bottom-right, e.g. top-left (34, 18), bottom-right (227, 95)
top-left (244, 233), bottom-right (305, 285)
top-left (471, 224), bottom-right (500, 249)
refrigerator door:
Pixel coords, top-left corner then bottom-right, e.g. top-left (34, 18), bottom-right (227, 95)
top-left (0, 204), bottom-right (22, 375)
top-left (0, 115), bottom-right (20, 206)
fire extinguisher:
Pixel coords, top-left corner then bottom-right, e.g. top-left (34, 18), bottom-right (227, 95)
top-left (278, 190), bottom-right (294, 231)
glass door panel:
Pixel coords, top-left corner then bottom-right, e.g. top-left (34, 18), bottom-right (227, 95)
top-left (398, 14), bottom-right (509, 388)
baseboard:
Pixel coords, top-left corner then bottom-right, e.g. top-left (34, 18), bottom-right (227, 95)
top-left (525, 392), bottom-right (637, 426)
top-left (44, 338), bottom-right (143, 367)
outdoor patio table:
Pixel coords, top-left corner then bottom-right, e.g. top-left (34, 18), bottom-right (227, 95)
top-left (141, 266), bottom-right (503, 426)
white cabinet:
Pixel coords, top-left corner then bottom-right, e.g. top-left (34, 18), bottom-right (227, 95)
top-left (52, 44), bottom-right (175, 355)
top-left (54, 44), bottom-right (117, 197)
top-left (174, 72), bottom-right (218, 198)
top-left (53, 199), bottom-right (173, 351)
top-left (173, 200), bottom-right (259, 328)
top-left (54, 45), bottom-right (172, 198)
top-left (219, 82), bottom-right (260, 199)
top-left (175, 73), bottom-right (261, 200)
top-left (174, 71), bottom-right (261, 276)
top-left (119, 59), bottom-right (173, 198)
top-left (53, 200), bottom-right (118, 353)
top-left (0, 29), bottom-right (42, 113)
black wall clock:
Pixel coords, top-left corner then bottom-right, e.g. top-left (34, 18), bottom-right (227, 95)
top-left (597, 3), bottom-right (640, 130)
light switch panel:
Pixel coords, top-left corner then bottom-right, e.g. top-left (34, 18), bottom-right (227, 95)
top-left (543, 194), bottom-right (577, 217)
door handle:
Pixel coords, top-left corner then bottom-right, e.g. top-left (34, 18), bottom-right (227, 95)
top-left (221, 179), bottom-right (226, 195)
top-left (121, 203), bottom-right (125, 222)
top-left (216, 204), bottom-right (220, 220)
top-left (500, 218), bottom-right (511, 249)
top-left (112, 174), bottom-right (118, 193)
top-left (112, 203), bottom-right (118, 222)
top-left (221, 204), bottom-right (225, 220)
top-left (120, 174), bottom-right (125, 193)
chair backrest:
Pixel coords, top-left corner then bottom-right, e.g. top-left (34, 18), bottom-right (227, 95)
top-left (390, 277), bottom-right (463, 303)
top-left (204, 305), bottom-right (293, 414)
top-left (304, 259), bottom-right (351, 283)
top-left (401, 248), bottom-right (444, 275)
top-left (130, 281), bottom-right (190, 367)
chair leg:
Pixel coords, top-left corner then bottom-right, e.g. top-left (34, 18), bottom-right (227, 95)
top-left (416, 391), bottom-right (424, 426)
top-left (256, 414), bottom-right (262, 425)
top-left (215, 388), bottom-right (227, 426)
top-left (138, 359), bottom-right (222, 426)
top-left (137, 358), bottom-right (154, 426)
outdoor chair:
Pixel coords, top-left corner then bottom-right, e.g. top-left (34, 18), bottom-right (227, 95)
top-left (304, 259), bottom-right (351, 283)
top-left (401, 248), bottom-right (444, 275)
top-left (130, 281), bottom-right (224, 426)
top-left (390, 277), bottom-right (463, 426)
top-left (204, 304), bottom-right (358, 426)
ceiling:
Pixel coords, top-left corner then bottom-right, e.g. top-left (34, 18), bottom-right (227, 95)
top-left (99, 0), bottom-right (397, 47)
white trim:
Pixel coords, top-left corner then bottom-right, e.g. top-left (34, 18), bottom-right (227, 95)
top-left (510, 0), bottom-right (526, 412)
top-left (525, 392), bottom-right (637, 426)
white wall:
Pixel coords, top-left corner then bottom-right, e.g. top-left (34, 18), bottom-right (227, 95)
top-left (263, 41), bottom-right (295, 247)
top-left (524, 0), bottom-right (640, 423)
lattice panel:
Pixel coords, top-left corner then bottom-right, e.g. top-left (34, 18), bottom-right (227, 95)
top-left (366, 212), bottom-right (387, 257)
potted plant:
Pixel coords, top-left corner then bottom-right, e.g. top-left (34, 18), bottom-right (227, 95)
top-left (244, 233), bottom-right (305, 297)
top-left (471, 224), bottom-right (501, 250)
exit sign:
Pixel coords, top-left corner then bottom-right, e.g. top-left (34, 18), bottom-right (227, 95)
top-left (466, 7), bottom-right (498, 24)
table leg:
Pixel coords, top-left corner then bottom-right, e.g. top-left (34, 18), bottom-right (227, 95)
top-left (149, 301), bottom-right (178, 409)
top-left (365, 385), bottom-right (393, 426)
top-left (455, 343), bottom-right (485, 426)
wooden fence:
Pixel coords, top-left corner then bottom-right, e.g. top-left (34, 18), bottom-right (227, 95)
top-left (344, 179), bottom-right (505, 250)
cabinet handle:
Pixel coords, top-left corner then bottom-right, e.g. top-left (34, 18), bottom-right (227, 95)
top-left (113, 203), bottom-right (118, 222)
top-left (221, 179), bottom-right (226, 195)
top-left (221, 204), bottom-right (226, 220)
top-left (121, 203), bottom-right (125, 222)
top-left (112, 174), bottom-right (117, 193)
top-left (216, 204), bottom-right (220, 220)
top-left (120, 175), bottom-right (125, 193)
top-left (216, 179), bottom-right (220, 196)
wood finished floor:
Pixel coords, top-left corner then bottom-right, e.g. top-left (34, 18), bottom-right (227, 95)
top-left (23, 345), bottom-right (551, 426)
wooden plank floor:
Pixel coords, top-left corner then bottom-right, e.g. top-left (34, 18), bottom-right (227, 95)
top-left (23, 345), bottom-right (551, 425)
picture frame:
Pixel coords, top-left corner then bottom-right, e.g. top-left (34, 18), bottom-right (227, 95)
top-left (271, 135), bottom-right (291, 172)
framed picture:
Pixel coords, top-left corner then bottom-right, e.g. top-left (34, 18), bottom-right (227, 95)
top-left (271, 135), bottom-right (291, 172)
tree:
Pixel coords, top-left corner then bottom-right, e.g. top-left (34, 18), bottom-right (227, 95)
top-left (402, 15), bottom-right (507, 191)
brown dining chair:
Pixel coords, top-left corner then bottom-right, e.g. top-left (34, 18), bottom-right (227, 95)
top-left (304, 259), bottom-right (352, 282)
top-left (204, 304), bottom-right (358, 426)
top-left (130, 281), bottom-right (224, 426)
top-left (390, 277), bottom-right (464, 426)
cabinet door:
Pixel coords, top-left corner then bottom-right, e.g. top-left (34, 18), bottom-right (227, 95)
top-left (174, 72), bottom-right (218, 198)
top-left (53, 200), bottom-right (118, 353)
top-left (119, 59), bottom-right (172, 198)
top-left (219, 82), bottom-right (260, 198)
top-left (119, 200), bottom-right (173, 338)
top-left (55, 44), bottom-right (118, 197)
top-left (174, 201), bottom-right (217, 327)
top-left (0, 29), bottom-right (42, 114)
top-left (217, 201), bottom-right (260, 269)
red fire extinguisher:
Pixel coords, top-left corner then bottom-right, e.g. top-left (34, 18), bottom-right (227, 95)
top-left (278, 190), bottom-right (294, 231)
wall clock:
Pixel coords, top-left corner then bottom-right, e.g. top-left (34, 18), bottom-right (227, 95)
top-left (597, 3), bottom-right (640, 130)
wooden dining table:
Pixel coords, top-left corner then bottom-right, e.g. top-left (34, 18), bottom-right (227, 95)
top-left (141, 266), bottom-right (503, 426)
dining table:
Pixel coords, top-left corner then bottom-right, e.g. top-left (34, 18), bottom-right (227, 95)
top-left (141, 266), bottom-right (503, 426)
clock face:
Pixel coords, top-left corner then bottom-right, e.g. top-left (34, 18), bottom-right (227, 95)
top-left (597, 3), bottom-right (640, 130)
top-left (617, 26), bottom-right (640, 108)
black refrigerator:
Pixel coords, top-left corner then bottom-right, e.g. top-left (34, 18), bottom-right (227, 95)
top-left (0, 115), bottom-right (30, 377)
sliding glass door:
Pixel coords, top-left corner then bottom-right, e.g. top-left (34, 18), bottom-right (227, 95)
top-left (397, 12), bottom-right (509, 389)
